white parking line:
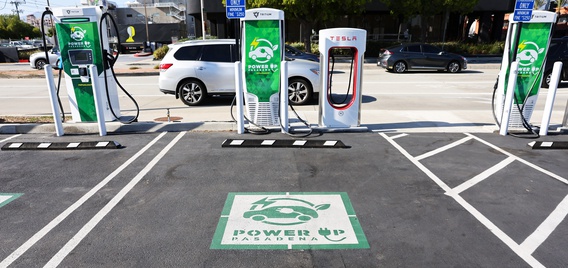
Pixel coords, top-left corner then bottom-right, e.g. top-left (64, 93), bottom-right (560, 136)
top-left (465, 133), bottom-right (568, 185)
top-left (415, 136), bottom-right (472, 161)
top-left (380, 133), bottom-right (545, 268)
top-left (0, 132), bottom-right (168, 268)
top-left (448, 156), bottom-right (515, 195)
top-left (520, 193), bottom-right (568, 255)
top-left (0, 134), bottom-right (21, 143)
top-left (44, 131), bottom-right (186, 267)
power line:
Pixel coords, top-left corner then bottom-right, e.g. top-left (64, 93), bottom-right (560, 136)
top-left (10, 0), bottom-right (25, 16)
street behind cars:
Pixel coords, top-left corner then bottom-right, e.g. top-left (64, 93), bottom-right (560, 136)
top-left (158, 39), bottom-right (320, 106)
top-left (378, 43), bottom-right (467, 73)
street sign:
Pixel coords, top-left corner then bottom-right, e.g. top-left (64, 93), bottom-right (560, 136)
top-left (226, 0), bottom-right (246, 19)
top-left (513, 0), bottom-right (534, 22)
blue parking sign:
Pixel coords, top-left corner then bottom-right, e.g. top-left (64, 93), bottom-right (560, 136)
top-left (227, 0), bottom-right (245, 6)
top-left (226, 0), bottom-right (246, 19)
top-left (513, 0), bottom-right (534, 22)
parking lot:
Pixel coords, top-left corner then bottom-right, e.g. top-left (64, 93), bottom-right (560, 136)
top-left (0, 131), bottom-right (566, 267)
top-left (1, 54), bottom-right (567, 267)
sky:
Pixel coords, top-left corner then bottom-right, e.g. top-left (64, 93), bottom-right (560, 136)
top-left (0, 0), bottom-right (132, 17)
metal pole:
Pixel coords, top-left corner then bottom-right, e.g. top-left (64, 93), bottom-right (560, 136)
top-left (200, 0), bottom-right (206, 40)
top-left (144, 1), bottom-right (149, 50)
top-left (545, 0), bottom-right (552, 10)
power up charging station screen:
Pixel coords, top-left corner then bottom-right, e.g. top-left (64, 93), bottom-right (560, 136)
top-left (68, 49), bottom-right (93, 66)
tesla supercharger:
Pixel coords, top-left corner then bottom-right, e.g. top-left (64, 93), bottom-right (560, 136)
top-left (52, 5), bottom-right (121, 123)
top-left (238, 8), bottom-right (288, 131)
top-left (495, 10), bottom-right (556, 131)
top-left (318, 28), bottom-right (366, 129)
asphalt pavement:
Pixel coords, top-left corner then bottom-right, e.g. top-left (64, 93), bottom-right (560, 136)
top-left (1, 54), bottom-right (567, 267)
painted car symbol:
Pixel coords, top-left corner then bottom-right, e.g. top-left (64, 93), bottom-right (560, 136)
top-left (244, 206), bottom-right (319, 222)
top-left (71, 27), bottom-right (87, 41)
top-left (244, 197), bottom-right (330, 225)
top-left (518, 49), bottom-right (538, 64)
top-left (516, 41), bottom-right (545, 67)
top-left (248, 38), bottom-right (279, 64)
top-left (249, 46), bottom-right (273, 61)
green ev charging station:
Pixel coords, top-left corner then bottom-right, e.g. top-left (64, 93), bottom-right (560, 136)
top-left (495, 10), bottom-right (557, 132)
top-left (52, 5), bottom-right (121, 123)
top-left (238, 8), bottom-right (288, 129)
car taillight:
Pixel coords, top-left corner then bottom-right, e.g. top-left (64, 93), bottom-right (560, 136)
top-left (160, 63), bottom-right (173, 71)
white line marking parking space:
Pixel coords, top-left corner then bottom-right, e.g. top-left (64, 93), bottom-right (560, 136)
top-left (0, 132), bottom-right (168, 268)
top-left (0, 134), bottom-right (21, 143)
top-left (44, 131), bottom-right (186, 267)
top-left (379, 132), bottom-right (568, 268)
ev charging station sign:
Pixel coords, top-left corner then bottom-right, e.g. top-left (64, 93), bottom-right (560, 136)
top-left (56, 20), bottom-right (103, 122)
top-left (211, 192), bottom-right (369, 249)
top-left (497, 10), bottom-right (556, 128)
top-left (239, 8), bottom-right (284, 127)
top-left (243, 13), bottom-right (281, 102)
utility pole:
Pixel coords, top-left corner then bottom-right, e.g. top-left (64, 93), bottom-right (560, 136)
top-left (201, 0), bottom-right (206, 40)
top-left (10, 0), bottom-right (25, 18)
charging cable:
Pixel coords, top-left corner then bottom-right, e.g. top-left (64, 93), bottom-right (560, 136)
top-left (99, 11), bottom-right (140, 124)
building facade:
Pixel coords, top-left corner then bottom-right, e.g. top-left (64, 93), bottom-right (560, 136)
top-left (185, 0), bottom-right (516, 43)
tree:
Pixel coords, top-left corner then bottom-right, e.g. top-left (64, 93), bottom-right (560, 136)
top-left (223, 0), bottom-right (371, 52)
top-left (379, 0), bottom-right (479, 42)
top-left (0, 14), bottom-right (40, 39)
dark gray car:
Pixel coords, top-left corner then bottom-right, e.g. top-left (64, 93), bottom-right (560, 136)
top-left (378, 43), bottom-right (467, 73)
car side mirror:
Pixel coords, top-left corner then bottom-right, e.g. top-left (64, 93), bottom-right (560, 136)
top-left (438, 51), bottom-right (446, 55)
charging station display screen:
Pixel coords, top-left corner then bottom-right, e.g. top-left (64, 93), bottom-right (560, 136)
top-left (68, 49), bottom-right (93, 66)
top-left (243, 20), bottom-right (281, 102)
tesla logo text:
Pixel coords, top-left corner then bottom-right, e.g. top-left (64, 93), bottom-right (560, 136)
top-left (330, 36), bottom-right (358, 42)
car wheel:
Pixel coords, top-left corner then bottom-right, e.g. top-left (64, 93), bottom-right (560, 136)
top-left (394, 61), bottom-right (407, 73)
top-left (542, 71), bottom-right (552, 88)
top-left (297, 215), bottom-right (312, 221)
top-left (54, 59), bottom-right (61, 70)
top-left (178, 79), bottom-right (207, 106)
top-left (288, 78), bottom-right (313, 105)
top-left (447, 61), bottom-right (461, 73)
top-left (35, 59), bottom-right (47, 70)
top-left (251, 215), bottom-right (266, 221)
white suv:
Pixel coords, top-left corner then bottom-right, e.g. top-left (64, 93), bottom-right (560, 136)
top-left (158, 39), bottom-right (320, 106)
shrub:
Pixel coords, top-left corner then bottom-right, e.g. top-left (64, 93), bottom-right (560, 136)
top-left (18, 49), bottom-right (41, 60)
top-left (153, 45), bottom-right (169, 60)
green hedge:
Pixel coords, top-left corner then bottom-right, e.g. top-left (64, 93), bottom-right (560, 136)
top-left (153, 45), bottom-right (169, 60)
top-left (287, 41), bottom-right (504, 57)
top-left (18, 49), bottom-right (41, 60)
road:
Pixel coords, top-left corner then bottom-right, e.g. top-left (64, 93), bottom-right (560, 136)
top-left (1, 64), bottom-right (567, 133)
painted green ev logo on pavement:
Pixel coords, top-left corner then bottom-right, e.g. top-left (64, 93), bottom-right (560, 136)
top-left (244, 196), bottom-right (330, 225)
top-left (211, 192), bottom-right (369, 250)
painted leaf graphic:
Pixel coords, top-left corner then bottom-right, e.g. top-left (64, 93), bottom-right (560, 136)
top-left (272, 45), bottom-right (279, 51)
top-left (538, 48), bottom-right (544, 54)
top-left (315, 204), bottom-right (330, 211)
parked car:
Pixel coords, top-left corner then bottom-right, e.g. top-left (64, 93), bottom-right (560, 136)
top-left (542, 37), bottom-right (568, 88)
top-left (285, 45), bottom-right (319, 62)
top-left (8, 41), bottom-right (35, 50)
top-left (378, 43), bottom-right (467, 73)
top-left (159, 39), bottom-right (320, 106)
top-left (29, 48), bottom-right (60, 70)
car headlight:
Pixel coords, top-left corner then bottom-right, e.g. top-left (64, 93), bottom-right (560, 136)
top-left (310, 68), bottom-right (319, 75)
